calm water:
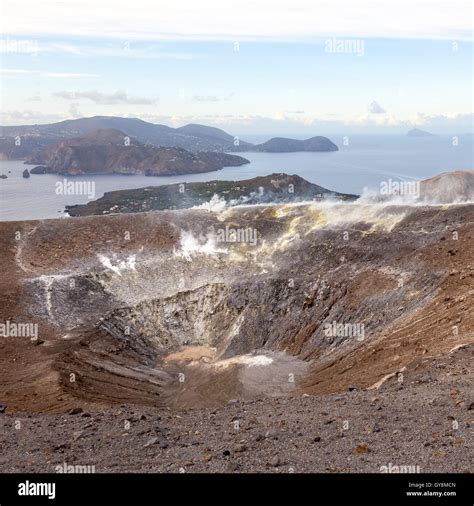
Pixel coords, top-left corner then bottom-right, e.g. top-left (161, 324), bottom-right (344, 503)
top-left (0, 135), bottom-right (472, 221)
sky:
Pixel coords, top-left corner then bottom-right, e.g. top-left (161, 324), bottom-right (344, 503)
top-left (0, 0), bottom-right (473, 136)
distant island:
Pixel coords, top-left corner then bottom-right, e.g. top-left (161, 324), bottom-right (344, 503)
top-left (406, 128), bottom-right (435, 137)
top-left (0, 115), bottom-right (338, 160)
top-left (26, 128), bottom-right (249, 177)
top-left (65, 173), bottom-right (357, 216)
top-left (237, 136), bottom-right (338, 153)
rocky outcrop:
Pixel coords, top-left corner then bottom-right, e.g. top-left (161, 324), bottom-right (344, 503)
top-left (65, 173), bottom-right (357, 217)
top-left (25, 128), bottom-right (249, 176)
top-left (420, 170), bottom-right (474, 203)
top-left (251, 136), bottom-right (338, 152)
top-left (407, 128), bottom-right (435, 137)
top-left (30, 166), bottom-right (49, 174)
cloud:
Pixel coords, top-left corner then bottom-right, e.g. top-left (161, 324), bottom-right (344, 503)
top-left (26, 94), bottom-right (42, 102)
top-left (0, 68), bottom-right (31, 75)
top-left (0, 68), bottom-right (98, 78)
top-left (68, 103), bottom-right (83, 118)
top-left (192, 92), bottom-right (234, 103)
top-left (368, 101), bottom-right (386, 114)
top-left (408, 112), bottom-right (474, 130)
top-left (53, 89), bottom-right (157, 105)
top-left (193, 95), bottom-right (219, 103)
top-left (45, 72), bottom-right (99, 78)
top-left (143, 111), bottom-right (474, 135)
top-left (1, 109), bottom-right (472, 136)
top-left (0, 40), bottom-right (203, 59)
top-left (129, 110), bottom-right (471, 128)
top-left (0, 109), bottom-right (65, 124)
top-left (2, 0), bottom-right (472, 41)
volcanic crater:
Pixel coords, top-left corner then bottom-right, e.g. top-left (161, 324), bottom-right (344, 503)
top-left (1, 201), bottom-right (472, 415)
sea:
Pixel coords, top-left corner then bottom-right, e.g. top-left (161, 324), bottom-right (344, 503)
top-left (0, 134), bottom-right (472, 221)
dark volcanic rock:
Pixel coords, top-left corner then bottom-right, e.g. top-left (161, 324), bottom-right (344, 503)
top-left (22, 169), bottom-right (30, 178)
top-left (30, 166), bottom-right (49, 174)
top-left (68, 407), bottom-right (83, 415)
